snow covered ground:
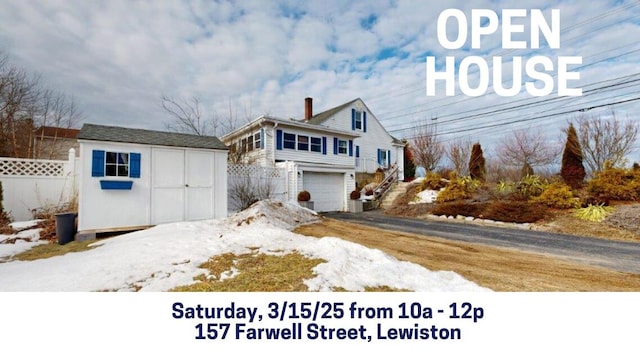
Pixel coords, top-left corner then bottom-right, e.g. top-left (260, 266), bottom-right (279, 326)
top-left (0, 200), bottom-right (488, 292)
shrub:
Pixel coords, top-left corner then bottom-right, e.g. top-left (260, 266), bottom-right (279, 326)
top-left (468, 143), bottom-right (486, 182)
top-left (0, 181), bottom-right (11, 226)
top-left (587, 166), bottom-right (640, 201)
top-left (431, 201), bottom-right (487, 218)
top-left (421, 172), bottom-right (448, 191)
top-left (350, 190), bottom-right (361, 200)
top-left (495, 180), bottom-right (516, 197)
top-left (483, 201), bottom-right (547, 223)
top-left (530, 182), bottom-right (580, 209)
top-left (573, 204), bottom-right (614, 222)
top-left (560, 123), bottom-right (586, 189)
top-left (512, 175), bottom-right (548, 200)
top-left (297, 190), bottom-right (311, 202)
top-left (437, 179), bottom-right (471, 202)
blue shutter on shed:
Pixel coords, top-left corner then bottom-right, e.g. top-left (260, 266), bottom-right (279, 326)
top-left (351, 108), bottom-right (356, 130)
top-left (387, 150), bottom-right (391, 167)
top-left (91, 150), bottom-right (105, 177)
top-left (363, 111), bottom-right (367, 132)
top-left (377, 149), bottom-right (381, 166)
top-left (322, 136), bottom-right (327, 155)
top-left (260, 128), bottom-right (265, 149)
top-left (276, 129), bottom-right (283, 150)
top-left (129, 152), bottom-right (141, 178)
top-left (355, 145), bottom-right (360, 158)
top-left (348, 140), bottom-right (353, 157)
top-left (333, 137), bottom-right (338, 155)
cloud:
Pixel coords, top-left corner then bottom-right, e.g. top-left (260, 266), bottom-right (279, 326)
top-left (0, 0), bottom-right (638, 159)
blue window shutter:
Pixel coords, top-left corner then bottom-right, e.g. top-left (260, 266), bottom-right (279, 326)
top-left (260, 128), bottom-right (265, 149)
top-left (351, 108), bottom-right (356, 130)
top-left (363, 111), bottom-right (367, 132)
top-left (276, 129), bottom-right (283, 150)
top-left (130, 153), bottom-right (141, 178)
top-left (333, 137), bottom-right (338, 155)
top-left (355, 145), bottom-right (360, 158)
top-left (348, 140), bottom-right (353, 157)
top-left (91, 150), bottom-right (105, 177)
top-left (387, 150), bottom-right (391, 166)
top-left (377, 149), bottom-right (381, 166)
top-left (322, 136), bottom-right (327, 155)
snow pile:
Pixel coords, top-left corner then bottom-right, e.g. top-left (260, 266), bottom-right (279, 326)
top-left (409, 189), bottom-right (440, 204)
top-left (0, 200), bottom-right (488, 292)
top-left (227, 200), bottom-right (320, 229)
top-left (1, 220), bottom-right (47, 259)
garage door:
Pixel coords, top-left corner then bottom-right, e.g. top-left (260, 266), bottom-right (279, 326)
top-left (302, 172), bottom-right (345, 212)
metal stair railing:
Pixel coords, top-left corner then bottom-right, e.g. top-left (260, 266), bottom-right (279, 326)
top-left (373, 164), bottom-right (399, 206)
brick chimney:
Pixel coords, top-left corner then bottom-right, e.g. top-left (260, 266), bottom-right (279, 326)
top-left (304, 97), bottom-right (313, 120)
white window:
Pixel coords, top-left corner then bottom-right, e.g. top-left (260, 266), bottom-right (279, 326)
top-left (310, 137), bottom-right (322, 152)
top-left (254, 131), bottom-right (261, 149)
top-left (105, 151), bottom-right (129, 177)
top-left (283, 132), bottom-right (296, 149)
top-left (354, 110), bottom-right (362, 130)
top-left (338, 140), bottom-right (348, 154)
top-left (298, 135), bottom-right (309, 151)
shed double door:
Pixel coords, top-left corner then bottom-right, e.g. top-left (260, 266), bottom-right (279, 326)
top-left (151, 148), bottom-right (214, 224)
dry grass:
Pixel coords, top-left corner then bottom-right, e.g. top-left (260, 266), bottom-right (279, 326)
top-left (534, 209), bottom-right (640, 242)
top-left (12, 240), bottom-right (101, 261)
top-left (171, 251), bottom-right (326, 292)
top-left (295, 218), bottom-right (640, 292)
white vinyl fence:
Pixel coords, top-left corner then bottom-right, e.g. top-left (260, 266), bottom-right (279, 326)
top-left (0, 149), bottom-right (79, 221)
top-left (227, 163), bottom-right (287, 213)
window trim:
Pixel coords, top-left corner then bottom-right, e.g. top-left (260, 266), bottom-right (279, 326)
top-left (297, 134), bottom-right (309, 151)
top-left (310, 136), bottom-right (322, 153)
top-left (354, 110), bottom-right (362, 130)
top-left (337, 139), bottom-right (348, 155)
top-left (105, 151), bottom-right (130, 177)
top-left (283, 132), bottom-right (296, 149)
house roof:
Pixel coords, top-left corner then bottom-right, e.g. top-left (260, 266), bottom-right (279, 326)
top-left (34, 126), bottom-right (80, 139)
top-left (305, 98), bottom-right (404, 144)
top-left (77, 123), bottom-right (228, 150)
top-left (304, 98), bottom-right (359, 126)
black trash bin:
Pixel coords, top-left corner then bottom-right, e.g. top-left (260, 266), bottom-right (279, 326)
top-left (55, 212), bottom-right (77, 245)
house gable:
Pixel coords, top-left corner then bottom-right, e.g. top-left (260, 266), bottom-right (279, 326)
top-left (303, 98), bottom-right (405, 176)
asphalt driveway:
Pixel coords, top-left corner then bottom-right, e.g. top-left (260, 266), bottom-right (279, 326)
top-left (324, 210), bottom-right (640, 274)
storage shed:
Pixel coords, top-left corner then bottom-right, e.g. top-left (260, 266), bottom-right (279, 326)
top-left (76, 123), bottom-right (228, 238)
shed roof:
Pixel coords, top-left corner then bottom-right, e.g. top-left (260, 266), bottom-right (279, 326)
top-left (77, 123), bottom-right (228, 150)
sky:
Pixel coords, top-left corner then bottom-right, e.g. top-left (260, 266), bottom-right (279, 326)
top-left (0, 200), bottom-right (488, 291)
top-left (1, 0), bottom-right (639, 162)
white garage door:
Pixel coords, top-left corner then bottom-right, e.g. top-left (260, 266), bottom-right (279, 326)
top-left (302, 172), bottom-right (345, 212)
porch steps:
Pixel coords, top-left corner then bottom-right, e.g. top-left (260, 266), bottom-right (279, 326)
top-left (380, 182), bottom-right (411, 209)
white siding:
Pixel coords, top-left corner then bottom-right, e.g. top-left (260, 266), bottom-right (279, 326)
top-left (273, 125), bottom-right (355, 167)
top-left (319, 99), bottom-right (404, 177)
top-left (78, 140), bottom-right (227, 233)
top-left (78, 141), bottom-right (152, 232)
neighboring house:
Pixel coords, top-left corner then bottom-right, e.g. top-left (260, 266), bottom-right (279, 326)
top-left (33, 126), bottom-right (80, 160)
top-left (76, 123), bottom-right (228, 238)
top-left (221, 97), bottom-right (404, 212)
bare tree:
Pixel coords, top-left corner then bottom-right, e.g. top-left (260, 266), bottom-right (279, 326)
top-left (497, 128), bottom-right (559, 173)
top-left (160, 94), bottom-right (251, 137)
top-left (1, 50), bottom-right (81, 158)
top-left (446, 137), bottom-right (472, 176)
top-left (574, 111), bottom-right (639, 174)
top-left (410, 121), bottom-right (443, 172)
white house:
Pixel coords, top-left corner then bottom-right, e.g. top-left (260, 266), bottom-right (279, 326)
top-left (222, 97), bottom-right (404, 212)
top-left (76, 124), bottom-right (228, 237)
